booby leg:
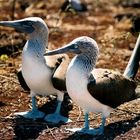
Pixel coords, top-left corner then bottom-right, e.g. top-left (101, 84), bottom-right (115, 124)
top-left (44, 92), bottom-right (71, 123)
top-left (67, 112), bottom-right (103, 135)
top-left (14, 96), bottom-right (45, 120)
top-left (66, 113), bottom-right (91, 132)
top-left (96, 116), bottom-right (106, 135)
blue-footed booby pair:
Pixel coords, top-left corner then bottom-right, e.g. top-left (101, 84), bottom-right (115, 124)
top-left (0, 17), bottom-right (70, 123)
top-left (44, 36), bottom-right (140, 135)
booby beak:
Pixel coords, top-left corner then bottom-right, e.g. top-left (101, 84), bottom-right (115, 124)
top-left (0, 19), bottom-right (35, 34)
top-left (44, 43), bottom-right (81, 56)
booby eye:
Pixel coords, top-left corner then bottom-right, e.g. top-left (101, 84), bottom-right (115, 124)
top-left (22, 21), bottom-right (33, 27)
top-left (74, 45), bottom-right (79, 49)
top-left (28, 21), bottom-right (33, 26)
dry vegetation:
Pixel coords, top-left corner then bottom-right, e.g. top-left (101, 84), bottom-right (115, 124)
top-left (0, 0), bottom-right (140, 139)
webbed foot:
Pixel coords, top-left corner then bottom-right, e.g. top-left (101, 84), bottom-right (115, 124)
top-left (44, 113), bottom-right (72, 124)
top-left (14, 110), bottom-right (45, 120)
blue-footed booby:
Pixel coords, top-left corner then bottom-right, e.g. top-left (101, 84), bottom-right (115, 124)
top-left (44, 36), bottom-right (139, 135)
top-left (0, 17), bottom-right (71, 123)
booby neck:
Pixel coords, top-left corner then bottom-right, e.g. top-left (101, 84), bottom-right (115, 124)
top-left (71, 50), bottom-right (98, 75)
top-left (65, 40), bottom-right (99, 91)
top-left (24, 25), bottom-right (48, 57)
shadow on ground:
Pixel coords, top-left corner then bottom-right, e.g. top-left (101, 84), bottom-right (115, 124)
top-left (65, 114), bottom-right (140, 140)
top-left (13, 94), bottom-right (72, 140)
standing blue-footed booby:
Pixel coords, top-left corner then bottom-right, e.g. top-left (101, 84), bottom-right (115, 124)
top-left (0, 17), bottom-right (70, 123)
top-left (44, 36), bottom-right (139, 135)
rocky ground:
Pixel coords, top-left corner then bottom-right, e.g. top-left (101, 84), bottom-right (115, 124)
top-left (0, 0), bottom-right (140, 139)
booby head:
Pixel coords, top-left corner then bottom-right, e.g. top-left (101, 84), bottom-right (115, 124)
top-left (0, 17), bottom-right (48, 35)
top-left (44, 36), bottom-right (99, 56)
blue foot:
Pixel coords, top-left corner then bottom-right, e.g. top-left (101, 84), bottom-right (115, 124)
top-left (66, 127), bottom-right (103, 135)
top-left (44, 113), bottom-right (72, 124)
top-left (14, 110), bottom-right (45, 120)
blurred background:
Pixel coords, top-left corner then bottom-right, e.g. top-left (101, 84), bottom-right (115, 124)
top-left (0, 0), bottom-right (140, 72)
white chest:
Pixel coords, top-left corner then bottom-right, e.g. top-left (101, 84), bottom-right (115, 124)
top-left (21, 46), bottom-right (55, 95)
top-left (66, 57), bottom-right (107, 113)
top-left (66, 58), bottom-right (88, 104)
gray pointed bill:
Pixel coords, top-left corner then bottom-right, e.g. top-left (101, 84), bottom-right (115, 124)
top-left (0, 19), bottom-right (34, 33)
top-left (44, 43), bottom-right (81, 56)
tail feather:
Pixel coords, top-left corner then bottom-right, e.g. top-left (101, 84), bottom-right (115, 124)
top-left (123, 34), bottom-right (140, 79)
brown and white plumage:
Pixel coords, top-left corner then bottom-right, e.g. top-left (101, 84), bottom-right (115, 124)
top-left (88, 68), bottom-right (136, 108)
top-left (17, 52), bottom-right (69, 91)
top-left (44, 35), bottom-right (139, 135)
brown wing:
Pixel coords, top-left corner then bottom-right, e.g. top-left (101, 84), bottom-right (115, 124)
top-left (87, 68), bottom-right (137, 108)
top-left (17, 53), bottom-right (70, 92)
top-left (17, 68), bottom-right (30, 91)
top-left (51, 54), bottom-right (70, 91)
